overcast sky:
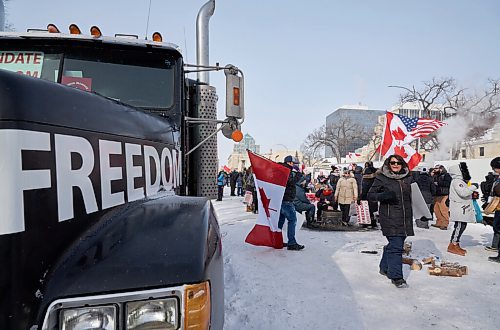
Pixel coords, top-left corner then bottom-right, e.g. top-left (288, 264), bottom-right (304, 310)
top-left (5, 0), bottom-right (500, 164)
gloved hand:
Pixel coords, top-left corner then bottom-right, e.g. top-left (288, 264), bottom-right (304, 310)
top-left (378, 191), bottom-right (397, 204)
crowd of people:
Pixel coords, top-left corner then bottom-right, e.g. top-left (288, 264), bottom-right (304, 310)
top-left (217, 155), bottom-right (500, 288)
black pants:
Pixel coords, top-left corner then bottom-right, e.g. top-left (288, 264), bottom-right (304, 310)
top-left (230, 183), bottom-right (236, 196)
top-left (217, 185), bottom-right (224, 201)
top-left (450, 221), bottom-right (468, 243)
top-left (339, 203), bottom-right (350, 223)
top-left (252, 188), bottom-right (258, 213)
top-left (316, 202), bottom-right (329, 220)
top-left (380, 236), bottom-right (406, 280)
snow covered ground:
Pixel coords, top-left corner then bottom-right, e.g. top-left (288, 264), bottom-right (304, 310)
top-left (214, 190), bottom-right (500, 330)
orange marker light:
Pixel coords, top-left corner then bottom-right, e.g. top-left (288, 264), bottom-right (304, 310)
top-left (232, 130), bottom-right (243, 142)
top-left (47, 24), bottom-right (60, 33)
top-left (69, 24), bottom-right (81, 35)
top-left (152, 32), bottom-right (163, 42)
top-left (90, 26), bottom-right (102, 38)
top-left (233, 87), bottom-right (240, 106)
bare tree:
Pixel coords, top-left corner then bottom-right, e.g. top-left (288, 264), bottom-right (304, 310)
top-left (303, 117), bottom-right (364, 164)
top-left (390, 77), bottom-right (500, 152)
top-left (0, 0), bottom-right (13, 32)
top-left (300, 142), bottom-right (322, 167)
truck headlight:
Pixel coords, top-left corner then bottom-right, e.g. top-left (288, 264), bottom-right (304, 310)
top-left (126, 298), bottom-right (178, 329)
top-left (60, 306), bottom-right (116, 330)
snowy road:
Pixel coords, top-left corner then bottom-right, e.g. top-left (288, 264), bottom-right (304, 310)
top-left (214, 193), bottom-right (499, 330)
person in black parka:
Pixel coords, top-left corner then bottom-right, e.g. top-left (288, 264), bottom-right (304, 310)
top-left (415, 167), bottom-right (436, 228)
top-left (368, 154), bottom-right (414, 288)
top-left (360, 164), bottom-right (378, 229)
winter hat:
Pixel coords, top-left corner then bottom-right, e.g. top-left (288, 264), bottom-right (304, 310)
top-left (491, 157), bottom-right (500, 170)
top-left (459, 162), bottom-right (471, 181)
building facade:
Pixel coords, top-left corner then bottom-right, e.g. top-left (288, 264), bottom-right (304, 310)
top-left (227, 133), bottom-right (260, 170)
top-left (325, 105), bottom-right (385, 157)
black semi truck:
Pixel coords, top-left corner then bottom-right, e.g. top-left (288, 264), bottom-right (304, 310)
top-left (0, 1), bottom-right (243, 329)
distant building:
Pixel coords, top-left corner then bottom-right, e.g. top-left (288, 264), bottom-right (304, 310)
top-left (452, 122), bottom-right (500, 160)
top-left (232, 133), bottom-right (260, 154)
top-left (390, 102), bottom-right (445, 120)
top-left (227, 134), bottom-right (304, 170)
top-left (227, 133), bottom-right (260, 170)
top-left (325, 105), bottom-right (384, 157)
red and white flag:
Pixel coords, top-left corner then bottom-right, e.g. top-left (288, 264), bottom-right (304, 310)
top-left (245, 151), bottom-right (290, 249)
top-left (348, 152), bottom-right (361, 159)
top-left (379, 112), bottom-right (428, 170)
top-left (223, 165), bottom-right (231, 173)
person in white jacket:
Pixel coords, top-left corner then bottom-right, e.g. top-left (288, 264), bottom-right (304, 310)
top-left (447, 162), bottom-right (479, 256)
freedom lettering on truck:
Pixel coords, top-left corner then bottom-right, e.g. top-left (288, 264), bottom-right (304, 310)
top-left (0, 51), bottom-right (44, 77)
top-left (0, 129), bottom-right (182, 236)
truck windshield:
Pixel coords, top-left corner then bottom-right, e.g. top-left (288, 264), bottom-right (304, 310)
top-left (0, 47), bottom-right (177, 110)
top-left (62, 53), bottom-right (176, 109)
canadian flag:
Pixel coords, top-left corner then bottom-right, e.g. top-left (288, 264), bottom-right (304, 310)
top-left (245, 151), bottom-right (290, 249)
top-left (379, 112), bottom-right (422, 170)
top-left (348, 152), bottom-right (361, 159)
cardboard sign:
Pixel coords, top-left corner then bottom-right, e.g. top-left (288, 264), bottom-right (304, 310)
top-left (356, 200), bottom-right (372, 225)
top-left (0, 51), bottom-right (44, 78)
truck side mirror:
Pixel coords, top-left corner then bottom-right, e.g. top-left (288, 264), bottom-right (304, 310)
top-left (224, 65), bottom-right (244, 119)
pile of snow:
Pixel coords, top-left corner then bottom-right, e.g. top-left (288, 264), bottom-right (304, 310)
top-left (214, 191), bottom-right (499, 330)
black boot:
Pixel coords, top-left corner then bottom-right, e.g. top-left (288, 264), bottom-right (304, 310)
top-left (486, 233), bottom-right (500, 251)
top-left (488, 253), bottom-right (500, 263)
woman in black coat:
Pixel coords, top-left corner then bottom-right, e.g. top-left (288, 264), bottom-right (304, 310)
top-left (368, 154), bottom-right (414, 288)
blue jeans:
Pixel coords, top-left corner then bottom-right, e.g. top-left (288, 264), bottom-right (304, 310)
top-left (278, 201), bottom-right (298, 245)
top-left (380, 236), bottom-right (406, 280)
top-left (493, 210), bottom-right (500, 235)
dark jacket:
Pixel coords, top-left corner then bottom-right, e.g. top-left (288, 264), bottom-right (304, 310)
top-left (294, 179), bottom-right (313, 211)
top-left (230, 170), bottom-right (239, 186)
top-left (368, 166), bottom-right (414, 237)
top-left (315, 188), bottom-right (335, 204)
top-left (360, 169), bottom-right (376, 200)
top-left (328, 173), bottom-right (340, 190)
top-left (416, 172), bottom-right (436, 204)
top-left (434, 171), bottom-right (452, 196)
top-left (282, 163), bottom-right (298, 202)
top-left (354, 166), bottom-right (363, 195)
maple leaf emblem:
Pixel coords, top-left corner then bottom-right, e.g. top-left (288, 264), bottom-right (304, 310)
top-left (394, 145), bottom-right (408, 158)
top-left (391, 127), bottom-right (407, 141)
top-left (259, 187), bottom-right (277, 218)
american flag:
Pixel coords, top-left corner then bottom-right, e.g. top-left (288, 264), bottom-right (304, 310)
top-left (396, 114), bottom-right (446, 139)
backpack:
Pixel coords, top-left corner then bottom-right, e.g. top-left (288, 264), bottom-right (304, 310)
top-left (480, 174), bottom-right (496, 198)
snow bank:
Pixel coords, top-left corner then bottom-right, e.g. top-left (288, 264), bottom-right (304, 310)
top-left (214, 190), bottom-right (499, 330)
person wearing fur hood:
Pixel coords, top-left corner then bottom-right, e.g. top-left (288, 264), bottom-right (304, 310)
top-left (446, 162), bottom-right (479, 256)
top-left (367, 155), bottom-right (413, 288)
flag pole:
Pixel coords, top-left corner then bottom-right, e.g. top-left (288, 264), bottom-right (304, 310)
top-left (377, 112), bottom-right (387, 163)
